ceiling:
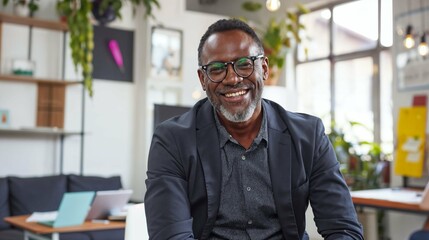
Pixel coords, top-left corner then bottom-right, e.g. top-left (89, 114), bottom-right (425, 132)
top-left (185, 0), bottom-right (336, 23)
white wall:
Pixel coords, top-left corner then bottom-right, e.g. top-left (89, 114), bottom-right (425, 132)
top-left (0, 1), bottom-right (137, 192)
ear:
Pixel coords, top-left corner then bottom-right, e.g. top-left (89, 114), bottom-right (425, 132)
top-left (197, 69), bottom-right (207, 91)
top-left (262, 56), bottom-right (269, 80)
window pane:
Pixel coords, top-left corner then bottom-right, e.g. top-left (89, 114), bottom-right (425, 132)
top-left (333, 0), bottom-right (378, 55)
top-left (380, 51), bottom-right (393, 153)
top-left (335, 57), bottom-right (374, 143)
top-left (298, 9), bottom-right (330, 61)
top-left (381, 0), bottom-right (393, 47)
top-left (296, 60), bottom-right (331, 128)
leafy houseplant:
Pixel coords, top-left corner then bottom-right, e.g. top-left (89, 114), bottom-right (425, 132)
top-left (328, 121), bottom-right (390, 190)
top-left (56, 0), bottom-right (160, 97)
top-left (328, 121), bottom-right (391, 239)
top-left (2, 0), bottom-right (39, 17)
top-left (241, 1), bottom-right (309, 85)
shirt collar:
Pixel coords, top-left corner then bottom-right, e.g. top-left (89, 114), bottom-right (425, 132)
top-left (213, 106), bottom-right (268, 148)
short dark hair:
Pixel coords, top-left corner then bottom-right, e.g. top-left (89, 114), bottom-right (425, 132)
top-left (197, 19), bottom-right (264, 65)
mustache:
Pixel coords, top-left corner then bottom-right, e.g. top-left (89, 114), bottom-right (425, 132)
top-left (217, 83), bottom-right (252, 94)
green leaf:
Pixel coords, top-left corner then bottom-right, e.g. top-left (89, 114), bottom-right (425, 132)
top-left (242, 1), bottom-right (262, 12)
top-left (297, 3), bottom-right (310, 14)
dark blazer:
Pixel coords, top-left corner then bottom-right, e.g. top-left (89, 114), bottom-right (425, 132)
top-left (145, 98), bottom-right (363, 240)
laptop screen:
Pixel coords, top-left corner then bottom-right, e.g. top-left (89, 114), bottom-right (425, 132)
top-left (86, 189), bottom-right (132, 220)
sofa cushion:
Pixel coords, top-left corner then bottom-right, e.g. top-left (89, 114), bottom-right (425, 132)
top-left (67, 175), bottom-right (122, 192)
top-left (0, 229), bottom-right (24, 240)
top-left (0, 178), bottom-right (10, 230)
top-left (86, 229), bottom-right (125, 240)
top-left (9, 175), bottom-right (67, 216)
top-left (41, 232), bottom-right (92, 240)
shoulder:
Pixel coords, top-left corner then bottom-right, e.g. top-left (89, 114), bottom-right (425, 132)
top-left (154, 98), bottom-right (212, 136)
top-left (262, 99), bottom-right (324, 135)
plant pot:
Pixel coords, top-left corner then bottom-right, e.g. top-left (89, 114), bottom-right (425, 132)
top-left (92, 0), bottom-right (116, 25)
top-left (13, 4), bottom-right (30, 17)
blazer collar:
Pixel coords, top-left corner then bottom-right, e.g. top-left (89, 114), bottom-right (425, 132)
top-left (196, 100), bottom-right (221, 239)
top-left (263, 100), bottom-right (300, 238)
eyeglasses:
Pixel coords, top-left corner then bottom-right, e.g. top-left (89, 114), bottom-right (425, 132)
top-left (200, 55), bottom-right (264, 83)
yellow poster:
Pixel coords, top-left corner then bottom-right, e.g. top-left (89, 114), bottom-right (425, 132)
top-left (394, 107), bottom-right (427, 177)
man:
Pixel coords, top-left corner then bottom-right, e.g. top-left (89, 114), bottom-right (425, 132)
top-left (145, 19), bottom-right (363, 240)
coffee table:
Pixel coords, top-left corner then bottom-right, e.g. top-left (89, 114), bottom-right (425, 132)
top-left (4, 215), bottom-right (125, 240)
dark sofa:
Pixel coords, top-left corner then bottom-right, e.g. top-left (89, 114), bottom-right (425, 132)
top-left (0, 174), bottom-right (125, 240)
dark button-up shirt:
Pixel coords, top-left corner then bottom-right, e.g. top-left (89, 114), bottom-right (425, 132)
top-left (209, 108), bottom-right (283, 240)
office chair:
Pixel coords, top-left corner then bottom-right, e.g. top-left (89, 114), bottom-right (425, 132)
top-left (124, 203), bottom-right (148, 240)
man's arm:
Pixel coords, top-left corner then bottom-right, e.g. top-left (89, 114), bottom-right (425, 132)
top-left (310, 119), bottom-right (364, 240)
top-left (144, 127), bottom-right (196, 240)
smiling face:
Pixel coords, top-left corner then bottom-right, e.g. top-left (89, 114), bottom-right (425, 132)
top-left (198, 30), bottom-right (268, 123)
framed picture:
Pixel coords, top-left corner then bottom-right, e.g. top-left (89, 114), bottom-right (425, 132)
top-left (395, 7), bottom-right (429, 91)
top-left (92, 26), bottom-right (134, 82)
top-left (150, 26), bottom-right (183, 80)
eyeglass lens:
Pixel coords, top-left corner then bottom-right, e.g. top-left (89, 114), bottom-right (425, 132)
top-left (206, 57), bottom-right (255, 82)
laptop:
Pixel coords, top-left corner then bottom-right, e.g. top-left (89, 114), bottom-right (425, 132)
top-left (38, 191), bottom-right (95, 228)
top-left (86, 189), bottom-right (133, 220)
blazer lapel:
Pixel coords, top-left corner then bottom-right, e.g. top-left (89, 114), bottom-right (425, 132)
top-left (196, 102), bottom-right (222, 239)
top-left (265, 101), bottom-right (300, 239)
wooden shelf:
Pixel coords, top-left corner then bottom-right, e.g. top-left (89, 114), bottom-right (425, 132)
top-left (0, 12), bottom-right (67, 31)
top-left (0, 127), bottom-right (82, 136)
top-left (0, 74), bottom-right (81, 85)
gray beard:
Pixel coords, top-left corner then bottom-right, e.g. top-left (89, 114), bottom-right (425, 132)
top-left (207, 87), bottom-right (263, 123)
top-left (218, 100), bottom-right (257, 122)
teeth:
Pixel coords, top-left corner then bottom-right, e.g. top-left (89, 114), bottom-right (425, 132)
top-left (225, 90), bottom-right (246, 98)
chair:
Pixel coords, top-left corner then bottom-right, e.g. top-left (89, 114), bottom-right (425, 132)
top-left (409, 230), bottom-right (429, 240)
top-left (124, 203), bottom-right (148, 240)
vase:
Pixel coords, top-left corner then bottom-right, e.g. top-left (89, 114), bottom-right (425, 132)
top-left (92, 0), bottom-right (117, 25)
top-left (13, 4), bottom-right (30, 17)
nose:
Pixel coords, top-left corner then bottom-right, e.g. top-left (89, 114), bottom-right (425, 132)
top-left (222, 63), bottom-right (242, 85)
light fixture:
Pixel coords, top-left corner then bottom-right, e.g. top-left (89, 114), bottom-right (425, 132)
top-left (403, 1), bottom-right (415, 49)
top-left (418, 33), bottom-right (428, 56)
top-left (418, 0), bottom-right (428, 56)
top-left (266, 0), bottom-right (281, 12)
top-left (403, 25), bottom-right (415, 49)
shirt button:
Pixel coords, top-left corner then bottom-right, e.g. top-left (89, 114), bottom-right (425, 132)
top-left (246, 187), bottom-right (251, 191)
top-left (248, 220), bottom-right (253, 225)
top-left (241, 155), bottom-right (246, 160)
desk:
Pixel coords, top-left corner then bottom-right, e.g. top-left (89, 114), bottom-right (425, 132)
top-left (351, 188), bottom-right (429, 230)
top-left (351, 188), bottom-right (427, 213)
top-left (4, 215), bottom-right (125, 240)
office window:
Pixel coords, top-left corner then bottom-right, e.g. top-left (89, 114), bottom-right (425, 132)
top-left (333, 0), bottom-right (378, 55)
top-left (296, 60), bottom-right (331, 127)
top-left (296, 0), bottom-right (393, 153)
top-left (298, 8), bottom-right (330, 61)
top-left (335, 57), bottom-right (374, 143)
top-left (380, 50), bottom-right (393, 153)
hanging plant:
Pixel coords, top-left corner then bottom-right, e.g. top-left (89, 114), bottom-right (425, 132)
top-left (56, 0), bottom-right (161, 97)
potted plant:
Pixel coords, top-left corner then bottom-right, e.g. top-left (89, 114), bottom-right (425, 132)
top-left (56, 0), bottom-right (160, 97)
top-left (328, 120), bottom-right (391, 239)
top-left (91, 0), bottom-right (160, 25)
top-left (328, 120), bottom-right (390, 190)
top-left (2, 0), bottom-right (39, 17)
top-left (241, 1), bottom-right (309, 85)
